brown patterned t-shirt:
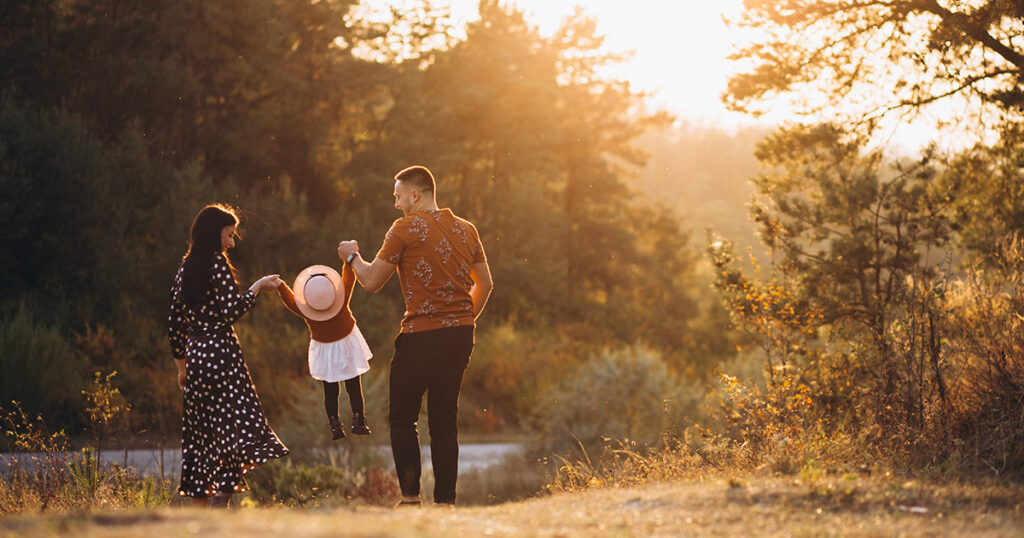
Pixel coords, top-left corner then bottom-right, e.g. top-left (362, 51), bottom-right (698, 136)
top-left (376, 209), bottom-right (487, 333)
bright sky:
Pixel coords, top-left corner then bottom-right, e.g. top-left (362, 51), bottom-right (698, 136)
top-left (475, 0), bottom-right (754, 130)
top-left (357, 0), bottom-right (756, 128)
top-left (358, 0), bottom-right (949, 150)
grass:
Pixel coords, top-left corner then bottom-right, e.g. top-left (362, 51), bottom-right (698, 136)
top-left (1, 472), bottom-right (1022, 537)
top-left (3, 428), bottom-right (1022, 535)
top-left (3, 387), bottom-right (1023, 535)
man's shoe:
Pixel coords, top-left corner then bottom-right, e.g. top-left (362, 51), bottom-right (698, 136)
top-left (351, 412), bottom-right (372, 435)
top-left (395, 499), bottom-right (421, 508)
top-left (328, 416), bottom-right (346, 440)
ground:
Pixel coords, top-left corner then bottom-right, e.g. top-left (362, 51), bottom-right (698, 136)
top-left (2, 474), bottom-right (1023, 537)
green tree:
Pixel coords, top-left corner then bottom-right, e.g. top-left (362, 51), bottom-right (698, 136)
top-left (0, 95), bottom-right (107, 314)
top-left (0, 308), bottom-right (86, 431)
top-left (349, 2), bottom-right (695, 344)
top-left (940, 124), bottom-right (1024, 261)
top-left (0, 0), bottom-right (394, 210)
top-left (711, 124), bottom-right (954, 432)
top-left (551, 8), bottom-right (673, 322)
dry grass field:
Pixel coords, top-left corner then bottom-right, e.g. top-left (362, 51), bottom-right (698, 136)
top-left (3, 473), bottom-right (1022, 537)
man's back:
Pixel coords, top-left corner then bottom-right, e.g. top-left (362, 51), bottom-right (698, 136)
top-left (377, 208), bottom-right (486, 333)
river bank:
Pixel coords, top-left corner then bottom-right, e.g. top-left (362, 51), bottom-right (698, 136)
top-left (0, 443), bottom-right (525, 478)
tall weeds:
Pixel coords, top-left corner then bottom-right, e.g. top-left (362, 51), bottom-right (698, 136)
top-left (1, 377), bottom-right (174, 515)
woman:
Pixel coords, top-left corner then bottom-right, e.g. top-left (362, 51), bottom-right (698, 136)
top-left (167, 204), bottom-right (288, 508)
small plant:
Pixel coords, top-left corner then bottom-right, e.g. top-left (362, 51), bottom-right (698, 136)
top-left (0, 402), bottom-right (71, 513)
top-left (67, 448), bottom-right (104, 506)
top-left (0, 399), bottom-right (173, 514)
top-left (82, 371), bottom-right (132, 455)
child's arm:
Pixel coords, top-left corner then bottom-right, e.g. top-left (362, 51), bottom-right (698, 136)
top-left (276, 282), bottom-right (305, 317)
top-left (342, 261), bottom-right (356, 304)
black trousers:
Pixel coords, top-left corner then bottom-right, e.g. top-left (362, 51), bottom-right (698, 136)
top-left (389, 326), bottom-right (474, 504)
top-left (322, 377), bottom-right (365, 418)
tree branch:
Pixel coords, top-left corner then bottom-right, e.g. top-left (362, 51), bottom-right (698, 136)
top-left (859, 67), bottom-right (1018, 124)
top-left (918, 0), bottom-right (1024, 71)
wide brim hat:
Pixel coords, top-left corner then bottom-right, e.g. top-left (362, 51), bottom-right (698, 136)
top-left (293, 265), bottom-right (345, 322)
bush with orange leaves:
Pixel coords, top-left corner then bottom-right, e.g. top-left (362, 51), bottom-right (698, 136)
top-left (701, 126), bottom-right (966, 472)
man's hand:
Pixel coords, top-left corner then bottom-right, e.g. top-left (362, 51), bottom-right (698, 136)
top-left (338, 240), bottom-right (359, 261)
top-left (470, 260), bottom-right (493, 319)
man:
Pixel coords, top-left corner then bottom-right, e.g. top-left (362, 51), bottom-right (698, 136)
top-left (337, 165), bottom-right (493, 506)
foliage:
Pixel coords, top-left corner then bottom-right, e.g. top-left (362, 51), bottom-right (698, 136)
top-left (534, 345), bottom-right (694, 456)
top-left (635, 124), bottom-right (770, 252)
top-left (702, 122), bottom-right (1024, 478)
top-left (712, 124), bottom-right (955, 436)
top-left (707, 0), bottom-right (1024, 484)
top-left (940, 123), bottom-right (1024, 261)
top-left (454, 452), bottom-right (549, 505)
top-left (939, 237), bottom-right (1024, 477)
top-left (81, 371), bottom-right (132, 452)
top-left (0, 308), bottom-right (85, 435)
top-left (0, 402), bottom-right (173, 514)
top-left (244, 459), bottom-right (399, 507)
top-left (460, 323), bottom-right (592, 432)
top-left (0, 95), bottom-right (109, 316)
top-left (0, 402), bottom-right (68, 456)
top-left (727, 0), bottom-right (1024, 131)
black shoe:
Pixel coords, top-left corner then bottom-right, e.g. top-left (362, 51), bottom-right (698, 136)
top-left (351, 412), bottom-right (372, 435)
top-left (329, 416), bottom-right (346, 440)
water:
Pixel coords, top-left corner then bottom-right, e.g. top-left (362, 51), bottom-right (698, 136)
top-left (0, 443), bottom-right (524, 478)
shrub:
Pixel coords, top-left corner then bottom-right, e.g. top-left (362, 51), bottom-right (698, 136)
top-left (939, 238), bottom-right (1024, 477)
top-left (244, 459), bottom-right (399, 507)
top-left (0, 308), bottom-right (85, 438)
top-left (534, 345), bottom-right (690, 455)
top-left (461, 324), bottom-right (589, 432)
top-left (0, 402), bottom-right (174, 514)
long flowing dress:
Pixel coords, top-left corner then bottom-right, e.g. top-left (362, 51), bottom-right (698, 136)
top-left (168, 253), bottom-right (288, 497)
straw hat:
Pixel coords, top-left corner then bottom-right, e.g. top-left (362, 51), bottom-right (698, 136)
top-left (293, 265), bottom-right (345, 321)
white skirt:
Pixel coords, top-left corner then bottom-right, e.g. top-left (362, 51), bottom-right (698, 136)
top-left (308, 324), bottom-right (373, 382)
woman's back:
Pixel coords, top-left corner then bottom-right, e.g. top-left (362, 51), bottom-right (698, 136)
top-left (169, 253), bottom-right (256, 356)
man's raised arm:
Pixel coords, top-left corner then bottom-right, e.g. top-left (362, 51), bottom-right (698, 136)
top-left (338, 241), bottom-right (396, 292)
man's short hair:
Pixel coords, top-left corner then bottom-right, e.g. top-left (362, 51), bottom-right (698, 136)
top-left (394, 165), bottom-right (436, 195)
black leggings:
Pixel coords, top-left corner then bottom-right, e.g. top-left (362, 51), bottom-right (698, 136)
top-left (322, 377), bottom-right (365, 418)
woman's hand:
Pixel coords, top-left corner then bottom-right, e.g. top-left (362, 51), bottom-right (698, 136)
top-left (248, 274), bottom-right (282, 295)
top-left (175, 358), bottom-right (187, 391)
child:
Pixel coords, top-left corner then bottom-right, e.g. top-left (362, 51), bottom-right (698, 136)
top-left (277, 263), bottom-right (372, 439)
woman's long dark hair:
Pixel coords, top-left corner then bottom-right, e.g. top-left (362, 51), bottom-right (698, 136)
top-left (180, 204), bottom-right (239, 304)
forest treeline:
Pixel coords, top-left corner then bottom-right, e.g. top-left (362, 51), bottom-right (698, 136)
top-left (4, 0), bottom-right (1024, 482)
top-left (0, 0), bottom-right (751, 451)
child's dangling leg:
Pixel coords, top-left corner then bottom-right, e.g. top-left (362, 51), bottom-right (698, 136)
top-left (345, 376), bottom-right (372, 435)
top-left (323, 380), bottom-right (345, 439)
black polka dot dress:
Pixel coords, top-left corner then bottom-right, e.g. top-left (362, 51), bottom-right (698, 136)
top-left (168, 253), bottom-right (288, 498)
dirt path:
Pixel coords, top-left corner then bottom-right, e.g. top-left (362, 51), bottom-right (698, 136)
top-left (2, 475), bottom-right (1022, 537)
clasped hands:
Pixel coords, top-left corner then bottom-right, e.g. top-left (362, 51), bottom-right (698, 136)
top-left (248, 274), bottom-right (283, 294)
